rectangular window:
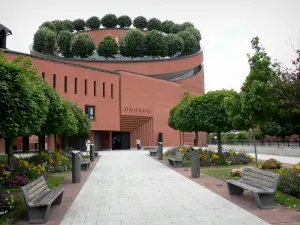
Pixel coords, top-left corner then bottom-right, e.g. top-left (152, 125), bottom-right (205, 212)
top-left (41, 72), bottom-right (45, 81)
top-left (85, 105), bottom-right (95, 120)
top-left (111, 84), bottom-right (114, 99)
top-left (53, 74), bottom-right (56, 88)
top-left (85, 79), bottom-right (87, 95)
top-left (103, 82), bottom-right (105, 97)
top-left (94, 81), bottom-right (96, 96)
top-left (74, 78), bottom-right (77, 94)
top-left (64, 76), bottom-right (67, 93)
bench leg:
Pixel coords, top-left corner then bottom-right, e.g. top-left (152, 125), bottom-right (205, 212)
top-left (27, 205), bottom-right (51, 224)
top-left (52, 191), bottom-right (64, 205)
top-left (168, 159), bottom-right (172, 165)
top-left (149, 151), bottom-right (153, 156)
top-left (227, 183), bottom-right (244, 195)
top-left (153, 152), bottom-right (157, 156)
top-left (174, 161), bottom-right (183, 168)
top-left (254, 193), bottom-right (276, 209)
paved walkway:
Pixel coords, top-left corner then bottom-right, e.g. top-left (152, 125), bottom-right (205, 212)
top-left (60, 151), bottom-right (269, 225)
top-left (248, 153), bottom-right (299, 164)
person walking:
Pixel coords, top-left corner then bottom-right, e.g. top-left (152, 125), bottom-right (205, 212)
top-left (136, 137), bottom-right (141, 150)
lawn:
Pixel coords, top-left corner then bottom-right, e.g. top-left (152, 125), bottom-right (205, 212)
top-left (0, 176), bottom-right (64, 225)
top-left (202, 168), bottom-right (300, 211)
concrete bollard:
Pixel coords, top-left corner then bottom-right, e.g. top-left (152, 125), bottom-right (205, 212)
top-left (191, 147), bottom-right (201, 178)
top-left (157, 142), bottom-right (163, 160)
top-left (72, 150), bottom-right (81, 183)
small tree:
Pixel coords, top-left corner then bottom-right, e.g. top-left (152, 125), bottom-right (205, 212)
top-left (70, 103), bottom-right (91, 136)
top-left (52, 20), bottom-right (65, 35)
top-left (117, 15), bottom-right (132, 28)
top-left (185, 27), bottom-right (201, 42)
top-left (181, 22), bottom-right (194, 30)
top-left (147, 18), bottom-right (161, 31)
top-left (145, 30), bottom-right (166, 57)
top-left (57, 31), bottom-right (74, 58)
top-left (62, 20), bottom-right (74, 32)
top-left (33, 27), bottom-right (56, 55)
top-left (176, 31), bottom-right (198, 55)
top-left (161, 20), bottom-right (175, 34)
top-left (133, 16), bottom-right (147, 30)
top-left (86, 16), bottom-right (101, 29)
top-left (101, 14), bottom-right (118, 28)
top-left (39, 21), bottom-right (56, 32)
top-left (120, 29), bottom-right (145, 57)
top-left (97, 35), bottom-right (119, 58)
top-left (73, 19), bottom-right (86, 31)
top-left (71, 33), bottom-right (95, 58)
top-left (165, 34), bottom-right (184, 57)
top-left (170, 24), bottom-right (182, 34)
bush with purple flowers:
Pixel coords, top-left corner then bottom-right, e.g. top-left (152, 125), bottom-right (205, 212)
top-left (278, 170), bottom-right (300, 198)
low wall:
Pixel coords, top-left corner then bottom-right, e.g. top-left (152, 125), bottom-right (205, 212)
top-left (208, 144), bottom-right (300, 157)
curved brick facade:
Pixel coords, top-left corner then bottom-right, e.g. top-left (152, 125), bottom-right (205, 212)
top-left (1, 31), bottom-right (206, 152)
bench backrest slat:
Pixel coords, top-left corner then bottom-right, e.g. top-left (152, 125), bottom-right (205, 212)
top-left (241, 167), bottom-right (280, 191)
top-left (21, 176), bottom-right (49, 205)
top-left (175, 152), bottom-right (185, 159)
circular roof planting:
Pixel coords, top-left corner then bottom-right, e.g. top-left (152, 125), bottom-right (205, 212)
top-left (32, 14), bottom-right (202, 61)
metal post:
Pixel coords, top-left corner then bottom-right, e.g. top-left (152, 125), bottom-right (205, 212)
top-left (191, 147), bottom-right (200, 178)
top-left (72, 150), bottom-right (81, 183)
top-left (157, 142), bottom-right (163, 160)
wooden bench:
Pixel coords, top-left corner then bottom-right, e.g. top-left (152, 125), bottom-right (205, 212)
top-left (79, 153), bottom-right (90, 171)
top-left (20, 176), bottom-right (64, 224)
top-left (168, 152), bottom-right (185, 168)
top-left (226, 167), bottom-right (280, 209)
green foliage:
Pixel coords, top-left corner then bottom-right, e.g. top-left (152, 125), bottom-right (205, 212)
top-left (164, 34), bottom-right (184, 57)
top-left (236, 131), bottom-right (249, 140)
top-left (133, 16), bottom-right (147, 30)
top-left (120, 29), bottom-right (145, 57)
top-left (33, 27), bottom-right (56, 55)
top-left (101, 14), bottom-right (118, 28)
top-left (185, 27), bottom-right (201, 42)
top-left (145, 30), bottom-right (166, 57)
top-left (62, 20), bottom-right (74, 32)
top-left (180, 22), bottom-right (194, 30)
top-left (57, 31), bottom-right (74, 58)
top-left (170, 24), bottom-right (182, 34)
top-left (39, 21), bottom-right (56, 32)
top-left (70, 103), bottom-right (91, 136)
top-left (176, 30), bottom-right (198, 55)
top-left (161, 20), bottom-right (175, 34)
top-left (59, 101), bottom-right (78, 136)
top-left (86, 16), bottom-right (101, 29)
top-left (254, 130), bottom-right (265, 140)
top-left (97, 35), bottom-right (119, 57)
top-left (52, 20), bottom-right (65, 34)
top-left (73, 19), bottom-right (86, 31)
top-left (146, 18), bottom-right (161, 31)
top-left (278, 170), bottom-right (300, 199)
top-left (117, 15), bottom-right (132, 28)
top-left (71, 33), bottom-right (95, 58)
top-left (223, 133), bottom-right (236, 141)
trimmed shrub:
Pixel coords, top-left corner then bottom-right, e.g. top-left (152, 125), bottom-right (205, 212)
top-left (145, 30), bottom-right (166, 57)
top-left (181, 22), bottom-right (194, 30)
top-left (117, 15), bottom-right (132, 28)
top-left (278, 170), bottom-right (300, 198)
top-left (52, 20), bottom-right (65, 34)
top-left (57, 31), bottom-right (74, 58)
top-left (170, 24), bottom-right (182, 34)
top-left (261, 158), bottom-right (281, 169)
top-left (86, 16), bottom-right (101, 29)
top-left (292, 162), bottom-right (300, 171)
top-left (164, 33), bottom-right (184, 57)
top-left (147, 18), bottom-right (161, 31)
top-left (236, 131), bottom-right (249, 140)
top-left (62, 20), bottom-right (74, 32)
top-left (74, 19), bottom-right (86, 31)
top-left (161, 20), bottom-right (175, 34)
top-left (101, 14), bottom-right (118, 28)
top-left (71, 33), bottom-right (95, 58)
top-left (39, 21), bottom-right (56, 32)
top-left (97, 35), bottom-right (119, 57)
top-left (133, 16), bottom-right (147, 30)
top-left (120, 29), bottom-right (145, 57)
top-left (33, 27), bottom-right (56, 54)
top-left (176, 30), bottom-right (198, 55)
top-left (185, 27), bottom-right (201, 42)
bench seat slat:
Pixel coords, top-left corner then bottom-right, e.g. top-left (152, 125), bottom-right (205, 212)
top-left (244, 167), bottom-right (276, 178)
top-left (241, 176), bottom-right (273, 188)
top-left (30, 188), bottom-right (50, 204)
top-left (36, 188), bottom-right (64, 206)
top-left (243, 171), bottom-right (275, 183)
top-left (227, 180), bottom-right (273, 193)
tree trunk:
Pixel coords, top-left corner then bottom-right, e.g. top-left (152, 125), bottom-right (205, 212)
top-left (217, 131), bottom-right (222, 154)
top-left (64, 136), bottom-right (69, 152)
top-left (195, 131), bottom-right (199, 146)
top-left (6, 138), bottom-right (13, 170)
top-left (179, 132), bottom-right (182, 146)
top-left (38, 135), bottom-right (45, 153)
top-left (253, 130), bottom-right (258, 168)
top-left (22, 136), bottom-right (30, 153)
top-left (54, 134), bottom-right (57, 151)
top-left (183, 132), bottom-right (185, 146)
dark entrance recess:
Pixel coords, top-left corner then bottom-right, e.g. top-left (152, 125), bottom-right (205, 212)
top-left (112, 132), bottom-right (130, 150)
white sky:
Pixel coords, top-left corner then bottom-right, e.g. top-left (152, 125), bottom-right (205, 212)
top-left (1, 0), bottom-right (299, 92)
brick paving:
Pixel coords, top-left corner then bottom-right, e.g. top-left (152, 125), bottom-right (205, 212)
top-left (59, 151), bottom-right (270, 225)
top-left (156, 156), bottom-right (300, 225)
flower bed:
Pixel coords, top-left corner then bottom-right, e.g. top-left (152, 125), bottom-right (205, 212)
top-left (277, 165), bottom-right (300, 199)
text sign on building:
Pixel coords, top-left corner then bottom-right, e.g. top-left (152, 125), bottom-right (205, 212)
top-left (122, 106), bottom-right (153, 116)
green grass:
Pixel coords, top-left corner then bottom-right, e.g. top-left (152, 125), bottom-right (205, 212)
top-left (202, 168), bottom-right (300, 211)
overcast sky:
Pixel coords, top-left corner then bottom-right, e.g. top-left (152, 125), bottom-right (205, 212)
top-left (1, 0), bottom-right (299, 92)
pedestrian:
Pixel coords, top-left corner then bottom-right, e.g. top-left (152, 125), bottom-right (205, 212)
top-left (136, 137), bottom-right (141, 150)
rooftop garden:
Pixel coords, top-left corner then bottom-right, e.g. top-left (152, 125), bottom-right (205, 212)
top-left (33, 14), bottom-right (202, 61)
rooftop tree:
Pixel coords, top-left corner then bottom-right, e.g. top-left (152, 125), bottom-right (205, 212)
top-left (133, 16), bottom-right (147, 30)
top-left (147, 18), bottom-right (162, 31)
top-left (176, 30), bottom-right (198, 55)
top-left (71, 33), bottom-right (95, 58)
top-left (170, 24), bottom-right (182, 34)
top-left (97, 35), bottom-right (119, 58)
top-left (62, 20), bottom-right (75, 32)
top-left (101, 14), bottom-right (118, 28)
top-left (73, 19), bottom-right (86, 31)
top-left (33, 27), bottom-right (56, 55)
top-left (145, 30), bottom-right (166, 57)
top-left (39, 21), bottom-right (56, 32)
top-left (120, 29), bottom-right (146, 57)
top-left (52, 20), bottom-right (65, 35)
top-left (181, 22), bottom-right (194, 30)
top-left (117, 15), bottom-right (132, 28)
top-left (57, 31), bottom-right (74, 58)
top-left (165, 34), bottom-right (184, 57)
top-left (185, 27), bottom-right (201, 42)
top-left (86, 16), bottom-right (101, 29)
top-left (161, 20), bottom-right (175, 34)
